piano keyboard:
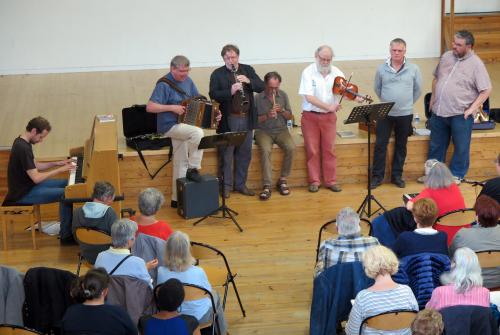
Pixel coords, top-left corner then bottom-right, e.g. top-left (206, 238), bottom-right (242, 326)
top-left (68, 156), bottom-right (84, 185)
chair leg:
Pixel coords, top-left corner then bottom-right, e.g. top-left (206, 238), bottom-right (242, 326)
top-left (2, 216), bottom-right (7, 251)
top-left (30, 212), bottom-right (37, 250)
top-left (229, 274), bottom-right (246, 317)
top-left (76, 254), bottom-right (83, 276)
top-left (33, 204), bottom-right (42, 234)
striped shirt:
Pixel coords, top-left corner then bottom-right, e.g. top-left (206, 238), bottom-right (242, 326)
top-left (425, 284), bottom-right (490, 311)
top-left (314, 234), bottom-right (379, 277)
top-left (345, 284), bottom-right (418, 335)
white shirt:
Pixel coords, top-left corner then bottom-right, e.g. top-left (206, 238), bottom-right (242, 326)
top-left (298, 63), bottom-right (344, 112)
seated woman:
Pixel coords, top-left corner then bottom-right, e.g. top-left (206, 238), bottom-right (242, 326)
top-left (426, 247), bottom-right (490, 310)
top-left (157, 231), bottom-right (227, 335)
top-left (134, 188), bottom-right (173, 240)
top-left (345, 245), bottom-right (418, 335)
top-left (94, 219), bottom-right (158, 286)
top-left (393, 198), bottom-right (448, 258)
top-left (61, 268), bottom-right (136, 335)
top-left (410, 308), bottom-right (444, 335)
top-left (408, 160), bottom-right (466, 245)
top-left (139, 278), bottom-right (200, 335)
top-left (450, 195), bottom-right (500, 289)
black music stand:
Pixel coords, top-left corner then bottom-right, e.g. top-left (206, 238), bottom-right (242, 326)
top-left (192, 131), bottom-right (248, 232)
top-left (344, 102), bottom-right (394, 218)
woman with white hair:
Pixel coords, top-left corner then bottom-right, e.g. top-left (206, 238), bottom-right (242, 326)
top-left (426, 247), bottom-right (490, 310)
top-left (134, 188), bottom-right (173, 240)
top-left (157, 231), bottom-right (227, 334)
top-left (407, 159), bottom-right (466, 245)
top-left (94, 219), bottom-right (158, 286)
top-left (345, 245), bottom-right (418, 335)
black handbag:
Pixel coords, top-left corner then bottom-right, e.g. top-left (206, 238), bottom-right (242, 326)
top-left (122, 104), bottom-right (172, 179)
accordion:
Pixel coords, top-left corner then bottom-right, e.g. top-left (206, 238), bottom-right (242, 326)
top-left (179, 97), bottom-right (219, 129)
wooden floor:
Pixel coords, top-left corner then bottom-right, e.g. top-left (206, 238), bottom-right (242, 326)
top-left (0, 181), bottom-right (488, 335)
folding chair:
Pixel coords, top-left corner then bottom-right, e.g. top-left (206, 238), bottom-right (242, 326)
top-left (315, 218), bottom-right (372, 263)
top-left (476, 250), bottom-right (500, 268)
top-left (182, 283), bottom-right (221, 335)
top-left (435, 208), bottom-right (476, 227)
top-left (1, 204), bottom-right (41, 250)
top-left (360, 310), bottom-right (417, 334)
top-left (0, 325), bottom-right (42, 335)
top-left (74, 227), bottom-right (112, 275)
top-left (191, 241), bottom-right (246, 317)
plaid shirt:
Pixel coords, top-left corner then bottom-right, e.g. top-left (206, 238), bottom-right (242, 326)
top-left (314, 234), bottom-right (379, 277)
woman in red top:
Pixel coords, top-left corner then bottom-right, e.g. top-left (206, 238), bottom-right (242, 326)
top-left (134, 188), bottom-right (173, 240)
top-left (407, 160), bottom-right (466, 244)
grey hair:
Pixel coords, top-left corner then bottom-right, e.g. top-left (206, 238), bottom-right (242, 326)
top-left (111, 219), bottom-right (137, 248)
top-left (390, 38), bottom-right (406, 48)
top-left (91, 181), bottom-right (115, 201)
top-left (455, 30), bottom-right (474, 47)
top-left (336, 207), bottom-right (361, 236)
top-left (138, 188), bottom-right (165, 216)
top-left (170, 55), bottom-right (190, 68)
top-left (164, 231), bottom-right (196, 272)
top-left (441, 247), bottom-right (483, 293)
top-left (425, 160), bottom-right (453, 189)
top-left (315, 45), bottom-right (334, 58)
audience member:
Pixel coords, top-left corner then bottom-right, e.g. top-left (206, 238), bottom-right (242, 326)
top-left (393, 198), bottom-right (448, 258)
top-left (72, 181), bottom-right (117, 264)
top-left (94, 219), bottom-right (158, 287)
top-left (61, 268), bottom-right (136, 335)
top-left (157, 231), bottom-right (227, 334)
top-left (478, 153), bottom-right (500, 204)
top-left (315, 207), bottom-right (379, 277)
top-left (134, 188), bottom-right (173, 240)
top-left (345, 246), bottom-right (418, 335)
top-left (450, 195), bottom-right (500, 289)
top-left (410, 308), bottom-right (444, 335)
top-left (407, 160), bottom-right (466, 244)
top-left (139, 278), bottom-right (200, 335)
top-left (426, 247), bottom-right (490, 310)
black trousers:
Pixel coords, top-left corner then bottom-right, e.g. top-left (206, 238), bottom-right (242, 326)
top-left (372, 114), bottom-right (413, 180)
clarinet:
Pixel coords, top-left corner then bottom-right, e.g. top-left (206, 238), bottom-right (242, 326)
top-left (231, 64), bottom-right (249, 106)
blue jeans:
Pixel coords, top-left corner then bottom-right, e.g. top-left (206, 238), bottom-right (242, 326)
top-left (428, 114), bottom-right (473, 179)
top-left (17, 179), bottom-right (73, 239)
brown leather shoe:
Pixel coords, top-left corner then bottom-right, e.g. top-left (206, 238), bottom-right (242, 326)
top-left (235, 185), bottom-right (255, 196)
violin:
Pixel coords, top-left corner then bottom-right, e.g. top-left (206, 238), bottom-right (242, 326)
top-left (332, 76), bottom-right (373, 104)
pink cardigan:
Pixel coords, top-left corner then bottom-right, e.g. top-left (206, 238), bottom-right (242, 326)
top-left (426, 284), bottom-right (490, 310)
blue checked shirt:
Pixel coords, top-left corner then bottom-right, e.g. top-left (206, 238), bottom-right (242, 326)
top-left (314, 234), bottom-right (379, 277)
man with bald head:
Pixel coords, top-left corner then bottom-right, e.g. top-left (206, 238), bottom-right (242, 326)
top-left (299, 45), bottom-right (347, 193)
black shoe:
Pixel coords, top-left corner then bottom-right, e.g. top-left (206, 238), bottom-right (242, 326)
top-left (370, 179), bottom-right (382, 189)
top-left (223, 188), bottom-right (231, 199)
top-left (171, 200), bottom-right (178, 208)
top-left (391, 177), bottom-right (406, 188)
top-left (186, 168), bottom-right (202, 182)
top-left (60, 235), bottom-right (77, 246)
top-left (235, 185), bottom-right (255, 196)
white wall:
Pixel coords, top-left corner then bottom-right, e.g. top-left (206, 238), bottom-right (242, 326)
top-left (446, 0), bottom-right (500, 13)
top-left (0, 0), bottom-right (443, 74)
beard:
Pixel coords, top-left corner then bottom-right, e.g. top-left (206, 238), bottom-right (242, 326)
top-left (316, 61), bottom-right (331, 75)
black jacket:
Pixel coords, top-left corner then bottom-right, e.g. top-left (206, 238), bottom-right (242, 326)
top-left (23, 267), bottom-right (77, 333)
top-left (440, 305), bottom-right (498, 335)
top-left (209, 63), bottom-right (264, 133)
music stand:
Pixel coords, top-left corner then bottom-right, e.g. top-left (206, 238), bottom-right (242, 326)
top-left (192, 131), bottom-right (248, 232)
top-left (344, 102), bottom-right (394, 218)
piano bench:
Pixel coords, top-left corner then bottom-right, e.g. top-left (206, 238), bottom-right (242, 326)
top-left (0, 204), bottom-right (41, 250)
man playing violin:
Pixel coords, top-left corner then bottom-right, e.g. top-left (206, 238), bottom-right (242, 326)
top-left (254, 71), bottom-right (295, 200)
top-left (299, 45), bottom-right (363, 193)
top-left (371, 38), bottom-right (422, 189)
top-left (146, 55), bottom-right (207, 209)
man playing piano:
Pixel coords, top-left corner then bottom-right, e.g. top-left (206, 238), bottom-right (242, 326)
top-left (146, 55), bottom-right (212, 208)
top-left (4, 116), bottom-right (76, 244)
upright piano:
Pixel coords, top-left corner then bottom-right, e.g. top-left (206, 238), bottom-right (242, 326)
top-left (65, 115), bottom-right (122, 214)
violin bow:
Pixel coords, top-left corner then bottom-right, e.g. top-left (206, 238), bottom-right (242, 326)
top-left (338, 73), bottom-right (353, 105)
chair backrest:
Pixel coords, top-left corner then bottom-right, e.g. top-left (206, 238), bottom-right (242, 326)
top-left (190, 241), bottom-right (233, 275)
top-left (75, 227), bottom-right (112, 245)
top-left (0, 325), bottom-right (42, 335)
top-left (361, 310), bottom-right (417, 334)
top-left (435, 208), bottom-right (475, 227)
top-left (476, 250), bottom-right (500, 268)
top-left (182, 283), bottom-right (220, 335)
top-left (315, 218), bottom-right (372, 262)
